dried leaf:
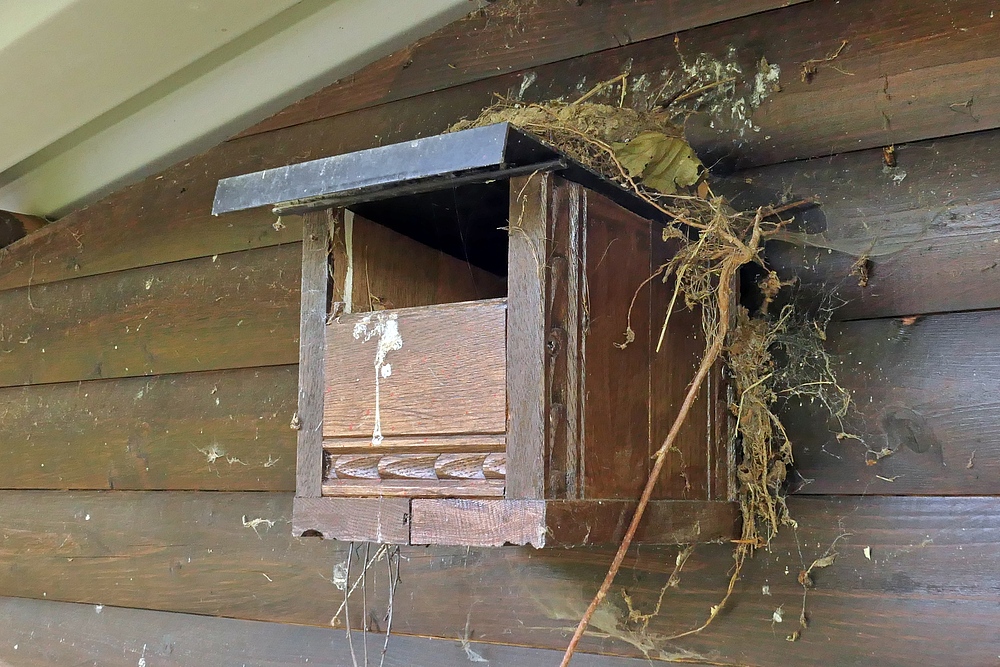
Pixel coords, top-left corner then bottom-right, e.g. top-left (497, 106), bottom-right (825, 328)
top-left (613, 132), bottom-right (702, 195)
top-left (808, 553), bottom-right (837, 572)
top-left (786, 631), bottom-right (800, 642)
top-left (772, 606), bottom-right (784, 623)
top-left (797, 570), bottom-right (813, 588)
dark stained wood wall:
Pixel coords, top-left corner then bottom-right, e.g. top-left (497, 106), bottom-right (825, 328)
top-left (1, 0), bottom-right (999, 664)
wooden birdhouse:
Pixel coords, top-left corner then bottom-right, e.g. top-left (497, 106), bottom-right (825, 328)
top-left (213, 123), bottom-right (737, 547)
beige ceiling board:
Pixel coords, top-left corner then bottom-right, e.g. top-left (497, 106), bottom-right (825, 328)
top-left (0, 0), bottom-right (475, 218)
top-left (0, 0), bottom-right (300, 173)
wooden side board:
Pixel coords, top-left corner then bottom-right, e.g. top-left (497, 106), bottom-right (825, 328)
top-left (788, 309), bottom-right (1000, 495)
top-left (0, 491), bottom-right (997, 665)
top-left (720, 127), bottom-right (1000, 321)
top-left (0, 243), bottom-right (300, 388)
top-left (0, 366), bottom-right (296, 491)
top-left (0, 597), bottom-right (655, 667)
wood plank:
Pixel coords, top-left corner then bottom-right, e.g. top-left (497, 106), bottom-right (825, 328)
top-left (324, 298), bottom-right (507, 439)
top-left (325, 434), bottom-right (506, 454)
top-left (296, 211), bottom-right (332, 498)
top-left (582, 187), bottom-right (653, 499)
top-left (237, 0), bottom-right (809, 138)
top-left (544, 500), bottom-right (738, 547)
top-left (720, 128), bottom-right (1000, 320)
top-left (410, 499), bottom-right (546, 547)
top-left (544, 178), bottom-right (585, 498)
top-left (0, 243), bottom-right (301, 388)
top-left (0, 597), bottom-right (654, 667)
top-left (334, 212), bottom-right (506, 313)
top-left (0, 491), bottom-right (999, 666)
top-left (787, 309), bottom-right (1000, 495)
top-left (506, 174), bottom-right (549, 499)
top-left (649, 237), bottom-right (732, 501)
top-left (324, 480), bottom-right (505, 498)
top-left (0, 366), bottom-right (296, 491)
top-left (0, 201), bottom-right (298, 292)
top-left (292, 497), bottom-right (410, 542)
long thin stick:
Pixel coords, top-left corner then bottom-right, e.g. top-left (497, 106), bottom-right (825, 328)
top-left (559, 259), bottom-right (740, 667)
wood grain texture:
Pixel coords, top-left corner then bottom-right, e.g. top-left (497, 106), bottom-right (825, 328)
top-left (333, 212), bottom-right (505, 312)
top-left (324, 298), bottom-right (507, 439)
top-left (649, 237), bottom-right (731, 501)
top-left (0, 243), bottom-right (300, 388)
top-left (788, 309), bottom-right (1000, 495)
top-left (544, 500), bottom-right (738, 547)
top-left (296, 211), bottom-right (333, 498)
top-left (322, 480), bottom-right (505, 498)
top-left (0, 201), bottom-right (298, 292)
top-left (0, 492), bottom-right (998, 666)
top-left (0, 366), bottom-right (296, 491)
top-left (410, 499), bottom-right (546, 547)
top-left (292, 496), bottom-right (410, 542)
top-left (506, 174), bottom-right (549, 499)
top-left (544, 179), bottom-right (585, 499)
top-left (237, 0), bottom-right (808, 138)
top-left (0, 597), bottom-right (655, 667)
top-left (582, 188), bottom-right (653, 499)
top-left (721, 128), bottom-right (1000, 321)
top-left (325, 434), bottom-right (506, 454)
top-left (328, 452), bottom-right (505, 481)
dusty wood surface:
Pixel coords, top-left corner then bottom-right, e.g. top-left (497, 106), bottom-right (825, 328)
top-left (788, 309), bottom-right (1000, 495)
top-left (543, 500), bottom-right (738, 547)
top-left (0, 491), bottom-right (997, 665)
top-left (0, 366), bottom-right (296, 491)
top-left (411, 499), bottom-right (546, 547)
top-left (0, 201), bottom-right (298, 291)
top-left (722, 128), bottom-right (1000, 321)
top-left (333, 212), bottom-right (505, 312)
top-left (296, 211), bottom-right (332, 498)
top-left (239, 0), bottom-right (807, 138)
top-left (0, 243), bottom-right (300, 388)
top-left (544, 179), bottom-right (585, 499)
top-left (0, 597), bottom-right (655, 667)
top-left (506, 174), bottom-right (549, 499)
top-left (324, 298), bottom-right (507, 439)
top-left (292, 497), bottom-right (410, 542)
top-left (581, 188), bottom-right (654, 500)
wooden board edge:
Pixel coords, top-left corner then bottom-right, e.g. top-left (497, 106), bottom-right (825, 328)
top-left (297, 210), bottom-right (336, 498)
top-left (292, 496), bottom-right (411, 543)
top-left (544, 500), bottom-right (740, 547)
top-left (410, 499), bottom-right (546, 547)
top-left (506, 173), bottom-right (550, 499)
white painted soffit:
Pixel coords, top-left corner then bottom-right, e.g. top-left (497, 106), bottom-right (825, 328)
top-left (0, 0), bottom-right (476, 219)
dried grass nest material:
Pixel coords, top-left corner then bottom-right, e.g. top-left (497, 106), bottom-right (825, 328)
top-left (451, 96), bottom-right (852, 658)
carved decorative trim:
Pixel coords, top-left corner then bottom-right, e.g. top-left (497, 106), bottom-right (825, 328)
top-left (327, 452), bottom-right (506, 481)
